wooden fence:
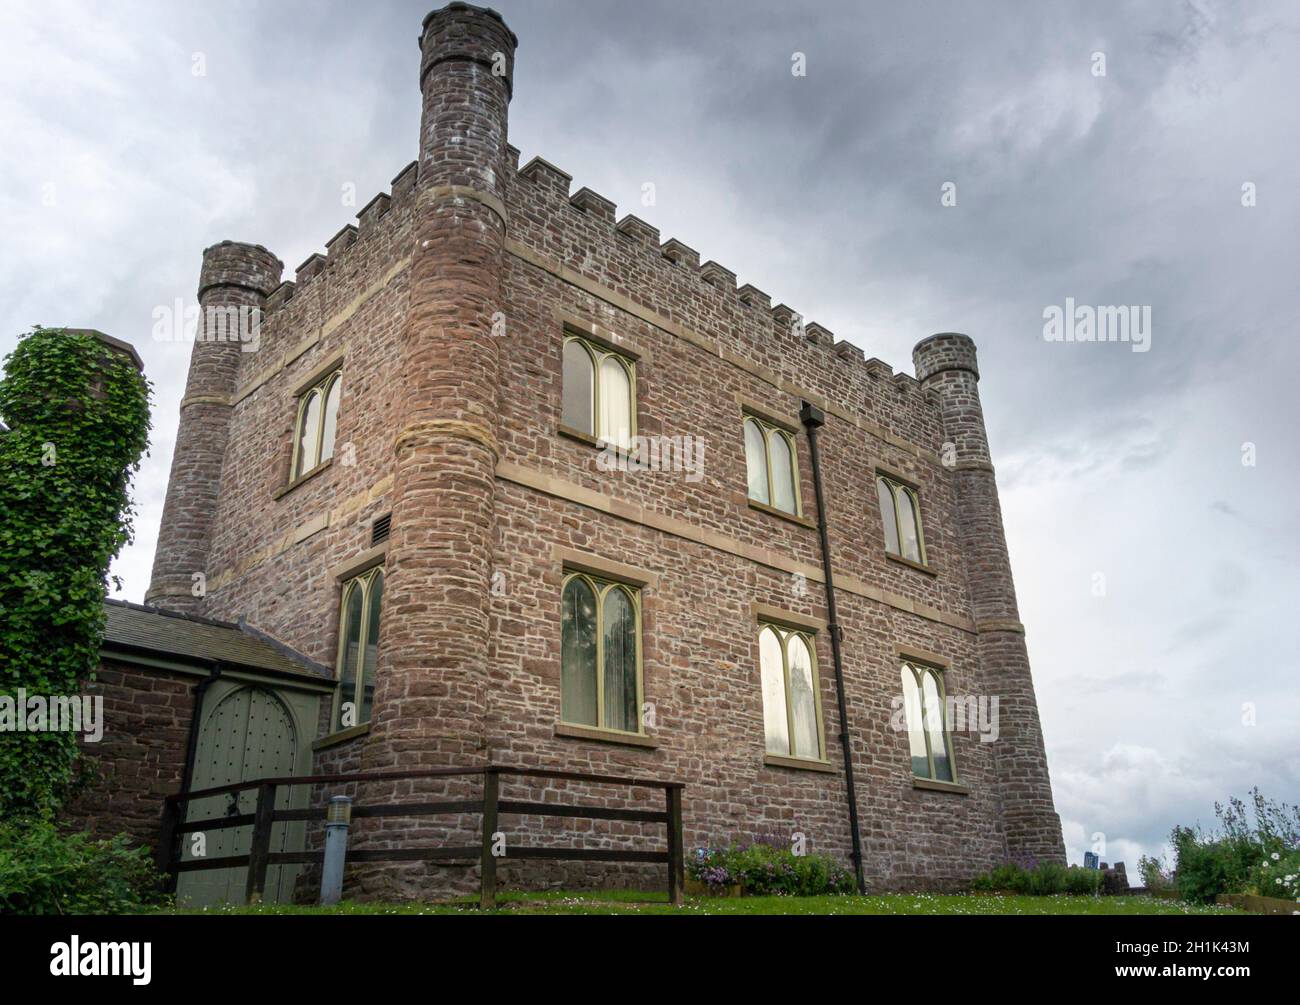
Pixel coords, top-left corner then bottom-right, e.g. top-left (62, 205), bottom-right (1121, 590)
top-left (157, 765), bottom-right (685, 908)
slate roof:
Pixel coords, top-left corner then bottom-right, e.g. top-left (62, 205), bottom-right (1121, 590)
top-left (101, 599), bottom-right (329, 681)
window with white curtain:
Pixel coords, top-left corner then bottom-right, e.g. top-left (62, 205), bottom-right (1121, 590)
top-left (292, 371), bottom-right (342, 479)
top-left (757, 622), bottom-right (824, 760)
top-left (899, 661), bottom-right (955, 782)
top-left (876, 474), bottom-right (925, 564)
top-left (561, 335), bottom-right (635, 450)
top-left (744, 416), bottom-right (800, 515)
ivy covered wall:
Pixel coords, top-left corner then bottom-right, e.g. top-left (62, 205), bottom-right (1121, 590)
top-left (0, 327), bottom-right (150, 818)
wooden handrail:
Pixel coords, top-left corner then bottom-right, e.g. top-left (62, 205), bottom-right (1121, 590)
top-left (492, 765), bottom-right (685, 790)
top-left (165, 764), bottom-right (684, 805)
top-left (163, 766), bottom-right (490, 804)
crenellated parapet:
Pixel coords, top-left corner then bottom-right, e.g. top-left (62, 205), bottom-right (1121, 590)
top-left (265, 123), bottom-right (949, 439)
top-left (225, 164), bottom-right (425, 403)
top-left (325, 224), bottom-right (357, 262)
top-left (499, 147), bottom-right (950, 437)
top-left (698, 260), bottom-right (736, 290)
top-left (228, 0), bottom-right (955, 458)
top-left (804, 321), bottom-right (834, 347)
top-left (258, 161), bottom-right (422, 325)
top-left (519, 156), bottom-right (570, 200)
top-left (265, 280), bottom-right (295, 313)
top-left (357, 192), bottom-right (391, 234)
top-left (737, 284), bottom-right (770, 310)
top-left (295, 253), bottom-right (327, 286)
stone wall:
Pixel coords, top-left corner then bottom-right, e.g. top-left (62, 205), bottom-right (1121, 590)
top-left (63, 659), bottom-right (196, 851)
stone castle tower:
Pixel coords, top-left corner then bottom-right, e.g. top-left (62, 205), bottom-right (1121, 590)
top-left (913, 334), bottom-right (1063, 861)
top-left (149, 2), bottom-right (1064, 894)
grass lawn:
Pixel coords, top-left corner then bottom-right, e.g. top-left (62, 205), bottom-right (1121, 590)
top-left (166, 890), bottom-right (1241, 916)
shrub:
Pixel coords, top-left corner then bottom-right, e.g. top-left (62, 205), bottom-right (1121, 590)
top-left (1170, 791), bottom-right (1299, 903)
top-left (970, 861), bottom-right (1102, 896)
top-left (1138, 854), bottom-right (1173, 891)
top-left (0, 818), bottom-right (163, 915)
top-left (1026, 862), bottom-right (1068, 895)
top-left (1248, 847), bottom-right (1300, 903)
top-left (1063, 865), bottom-right (1104, 895)
top-left (688, 842), bottom-right (854, 896)
top-left (1172, 828), bottom-right (1239, 904)
top-left (988, 863), bottom-right (1030, 892)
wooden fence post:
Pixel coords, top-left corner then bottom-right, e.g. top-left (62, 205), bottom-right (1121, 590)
top-left (666, 785), bottom-right (684, 906)
top-left (245, 783), bottom-right (276, 905)
top-left (479, 769), bottom-right (500, 909)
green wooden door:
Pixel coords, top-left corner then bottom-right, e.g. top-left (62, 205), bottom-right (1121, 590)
top-left (176, 686), bottom-right (301, 906)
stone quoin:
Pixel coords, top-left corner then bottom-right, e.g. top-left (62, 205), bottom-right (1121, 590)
top-left (131, 2), bottom-right (1064, 899)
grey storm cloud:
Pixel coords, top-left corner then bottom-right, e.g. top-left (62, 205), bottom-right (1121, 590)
top-left (0, 0), bottom-right (1296, 866)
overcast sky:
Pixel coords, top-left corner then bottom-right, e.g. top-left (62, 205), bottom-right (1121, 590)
top-left (1, 0), bottom-right (1296, 869)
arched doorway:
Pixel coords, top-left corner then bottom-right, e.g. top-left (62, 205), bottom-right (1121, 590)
top-left (176, 686), bottom-right (300, 906)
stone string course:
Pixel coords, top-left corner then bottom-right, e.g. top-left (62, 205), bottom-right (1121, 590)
top-left (146, 1), bottom-right (1064, 897)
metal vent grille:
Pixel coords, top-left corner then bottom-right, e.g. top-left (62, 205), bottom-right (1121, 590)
top-left (370, 512), bottom-right (392, 547)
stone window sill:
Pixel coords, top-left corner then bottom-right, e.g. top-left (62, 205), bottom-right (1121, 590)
top-left (886, 552), bottom-right (937, 577)
top-left (555, 722), bottom-right (658, 749)
top-left (273, 456), bottom-right (333, 500)
top-left (912, 777), bottom-right (969, 795)
top-left (557, 424), bottom-right (638, 459)
top-left (764, 753), bottom-right (835, 773)
top-left (312, 721), bottom-right (370, 751)
top-left (747, 498), bottom-right (817, 530)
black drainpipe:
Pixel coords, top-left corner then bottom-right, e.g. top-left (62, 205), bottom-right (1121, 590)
top-left (800, 401), bottom-right (866, 895)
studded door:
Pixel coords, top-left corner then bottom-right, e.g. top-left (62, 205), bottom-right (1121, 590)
top-left (176, 686), bottom-right (300, 906)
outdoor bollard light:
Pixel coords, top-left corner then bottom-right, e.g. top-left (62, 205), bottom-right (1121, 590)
top-left (320, 795), bottom-right (352, 906)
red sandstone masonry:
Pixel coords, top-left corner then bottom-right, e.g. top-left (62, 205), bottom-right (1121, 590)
top-left (148, 243), bottom-right (282, 613)
top-left (914, 334), bottom-right (1063, 863)
top-left (147, 3), bottom-right (1063, 897)
top-left (63, 660), bottom-right (196, 851)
